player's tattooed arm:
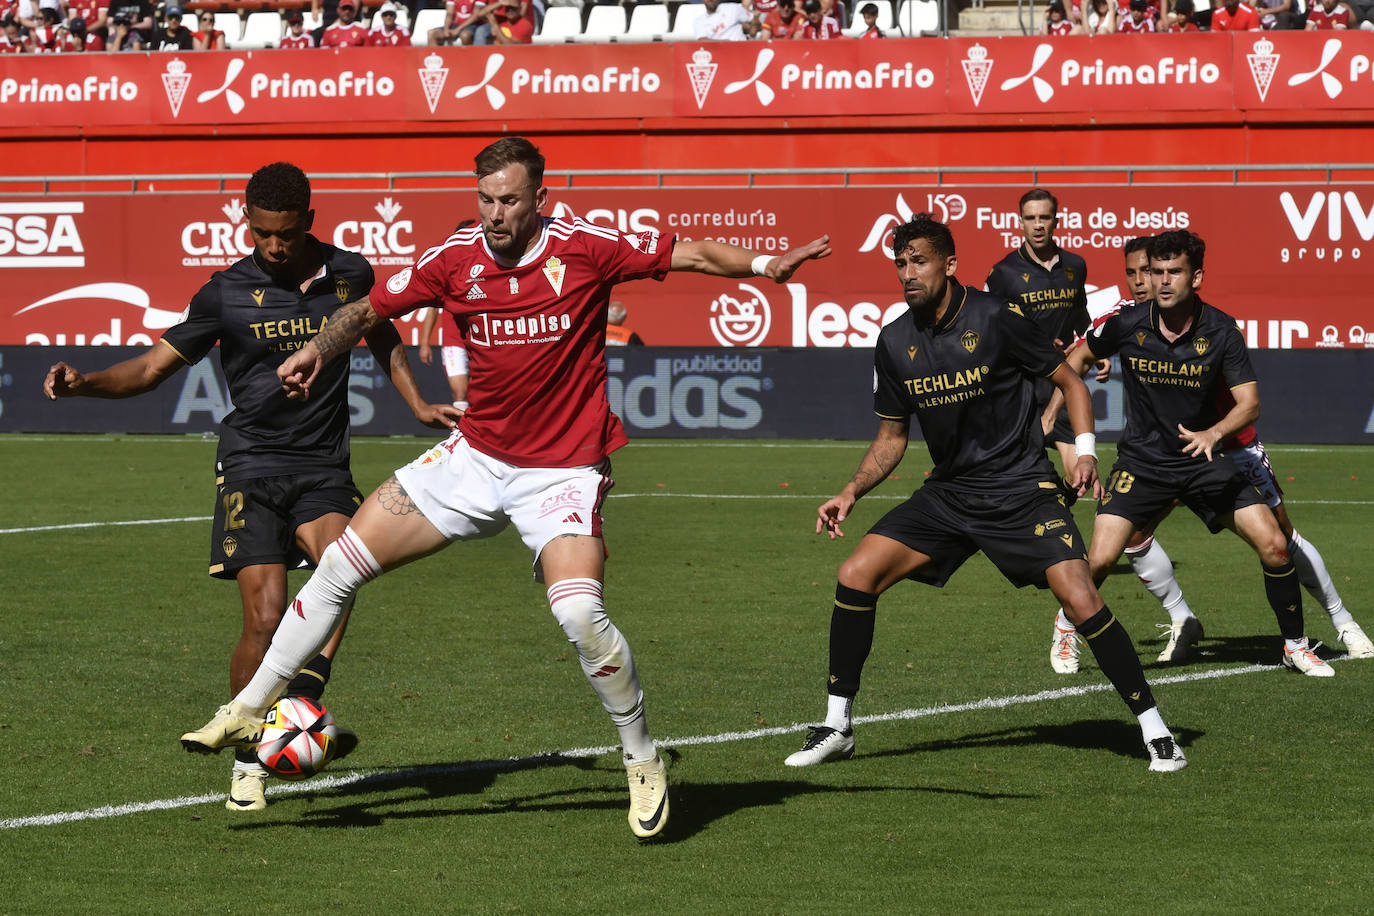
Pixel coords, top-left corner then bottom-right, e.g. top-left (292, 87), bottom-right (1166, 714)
top-left (313, 297), bottom-right (384, 363)
top-left (375, 476), bottom-right (421, 516)
top-left (817, 418), bottom-right (909, 539)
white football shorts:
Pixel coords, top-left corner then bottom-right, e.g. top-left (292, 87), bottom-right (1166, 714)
top-left (441, 345), bottom-right (468, 378)
top-left (394, 431), bottom-right (612, 578)
top-left (1231, 439), bottom-right (1282, 509)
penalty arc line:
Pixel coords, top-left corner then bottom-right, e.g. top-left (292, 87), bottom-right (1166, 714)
top-left (0, 659), bottom-right (1296, 831)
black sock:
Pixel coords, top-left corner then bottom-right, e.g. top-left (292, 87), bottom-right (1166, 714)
top-left (828, 584), bottom-right (878, 698)
top-left (1079, 605), bottom-right (1156, 715)
top-left (285, 653), bottom-right (331, 701)
top-left (234, 747), bottom-right (258, 766)
top-left (1263, 561), bottom-right (1304, 641)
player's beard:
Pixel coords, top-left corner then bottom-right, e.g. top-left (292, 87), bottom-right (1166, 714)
top-left (904, 275), bottom-right (947, 313)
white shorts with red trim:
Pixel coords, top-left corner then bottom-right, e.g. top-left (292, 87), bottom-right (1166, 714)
top-left (441, 345), bottom-right (468, 378)
top-left (1231, 439), bottom-right (1283, 509)
top-left (394, 431), bottom-right (612, 578)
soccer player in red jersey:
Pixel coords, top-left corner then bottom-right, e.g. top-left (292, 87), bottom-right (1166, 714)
top-left (181, 136), bottom-right (832, 839)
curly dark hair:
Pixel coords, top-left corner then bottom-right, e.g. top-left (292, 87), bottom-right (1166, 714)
top-left (474, 137), bottom-right (545, 186)
top-left (1148, 230), bottom-right (1205, 271)
top-left (245, 162), bottom-right (311, 213)
top-left (892, 213), bottom-right (956, 260)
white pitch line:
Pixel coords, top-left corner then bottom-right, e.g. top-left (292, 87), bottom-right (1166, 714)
top-left (0, 516), bottom-right (211, 535)
top-left (0, 659), bottom-right (1298, 831)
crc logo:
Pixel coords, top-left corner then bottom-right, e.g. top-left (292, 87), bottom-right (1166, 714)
top-left (1279, 190), bottom-right (1374, 242)
top-left (709, 282), bottom-right (772, 347)
top-left (333, 197), bottom-right (415, 264)
top-left (860, 193), bottom-right (967, 255)
top-left (0, 201), bottom-right (85, 267)
top-left (182, 198), bottom-right (253, 258)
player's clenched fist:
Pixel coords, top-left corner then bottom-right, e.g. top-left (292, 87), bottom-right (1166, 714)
top-left (43, 362), bottom-right (85, 400)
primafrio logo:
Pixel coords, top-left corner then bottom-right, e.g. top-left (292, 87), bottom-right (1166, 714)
top-left (454, 52), bottom-right (661, 113)
top-left (0, 201), bottom-right (85, 267)
top-left (1000, 43), bottom-right (1055, 103)
top-left (417, 52), bottom-right (449, 114)
top-left (1287, 37), bottom-right (1343, 100)
top-left (724, 47), bottom-right (778, 106)
top-left (708, 282), bottom-right (772, 347)
top-left (859, 193), bottom-right (967, 255)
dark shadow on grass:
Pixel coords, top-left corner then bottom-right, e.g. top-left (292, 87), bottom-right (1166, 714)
top-left (1142, 633), bottom-right (1278, 669)
top-left (861, 719), bottom-right (1204, 765)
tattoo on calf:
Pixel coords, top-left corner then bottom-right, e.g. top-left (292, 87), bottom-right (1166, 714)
top-left (376, 476), bottom-right (419, 516)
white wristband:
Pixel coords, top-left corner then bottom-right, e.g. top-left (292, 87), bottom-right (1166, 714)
top-left (750, 254), bottom-right (772, 277)
top-left (1075, 432), bottom-right (1098, 460)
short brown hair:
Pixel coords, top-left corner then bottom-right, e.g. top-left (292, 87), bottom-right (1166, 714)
top-left (474, 136), bottom-right (545, 186)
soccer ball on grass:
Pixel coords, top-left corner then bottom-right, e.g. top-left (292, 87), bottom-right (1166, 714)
top-left (255, 696), bottom-right (339, 780)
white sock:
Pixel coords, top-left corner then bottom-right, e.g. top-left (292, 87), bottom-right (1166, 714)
top-left (546, 578), bottom-right (655, 763)
top-left (1054, 608), bottom-right (1074, 631)
top-left (824, 694), bottom-right (853, 732)
top-left (1126, 537), bottom-right (1194, 625)
top-left (1289, 530), bottom-right (1352, 627)
top-left (1284, 636), bottom-right (1310, 654)
top-left (1136, 706), bottom-right (1169, 743)
top-left (235, 530), bottom-right (380, 717)
top-left (232, 758), bottom-right (267, 775)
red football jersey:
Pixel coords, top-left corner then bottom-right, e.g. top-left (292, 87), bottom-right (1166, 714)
top-left (761, 7), bottom-right (802, 36)
top-left (1210, 2), bottom-right (1260, 29)
top-left (279, 30), bottom-right (317, 47)
top-left (365, 24), bottom-right (409, 44)
top-left (373, 219), bottom-right (676, 467)
top-left (1117, 13), bottom-right (1154, 31)
top-left (1306, 3), bottom-right (1352, 26)
top-left (67, 0), bottom-right (105, 23)
top-left (800, 14), bottom-right (842, 37)
top-left (1045, 17), bottom-right (1073, 33)
top-left (320, 20), bottom-right (367, 45)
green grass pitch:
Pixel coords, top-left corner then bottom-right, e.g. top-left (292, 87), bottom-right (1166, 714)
top-left (2, 434), bottom-right (1371, 913)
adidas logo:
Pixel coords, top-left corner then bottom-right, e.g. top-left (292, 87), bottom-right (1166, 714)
top-left (589, 664), bottom-right (621, 678)
top-left (562, 512), bottom-right (583, 525)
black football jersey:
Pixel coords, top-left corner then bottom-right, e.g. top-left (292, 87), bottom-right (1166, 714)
top-left (159, 237), bottom-right (375, 479)
top-left (1084, 298), bottom-right (1256, 471)
top-left (985, 243), bottom-right (1090, 347)
top-left (874, 283), bottom-right (1066, 493)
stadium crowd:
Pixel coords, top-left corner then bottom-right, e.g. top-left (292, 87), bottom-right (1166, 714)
top-left (0, 0), bottom-right (1369, 53)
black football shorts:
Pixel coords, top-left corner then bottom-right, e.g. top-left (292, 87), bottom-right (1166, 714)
top-left (1095, 456), bottom-right (1265, 534)
top-left (208, 469), bottom-right (363, 579)
top-left (868, 480), bottom-right (1089, 590)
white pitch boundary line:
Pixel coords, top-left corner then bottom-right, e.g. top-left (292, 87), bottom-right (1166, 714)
top-left (6, 493), bottom-right (1372, 536)
top-left (0, 659), bottom-right (1293, 831)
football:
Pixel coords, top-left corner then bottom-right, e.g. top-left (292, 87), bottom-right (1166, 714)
top-left (255, 696), bottom-right (339, 780)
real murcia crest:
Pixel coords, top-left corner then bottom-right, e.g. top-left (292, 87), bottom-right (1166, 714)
top-left (509, 276), bottom-right (519, 295)
top-left (1246, 38), bottom-right (1279, 102)
top-left (418, 52), bottom-right (449, 114)
top-left (161, 58), bottom-right (192, 118)
top-left (543, 256), bottom-right (566, 296)
top-left (960, 44), bottom-right (992, 107)
top-left (685, 48), bottom-right (718, 110)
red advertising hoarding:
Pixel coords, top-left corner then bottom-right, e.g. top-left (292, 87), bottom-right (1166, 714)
top-left (2, 32), bottom-right (1374, 129)
top-left (4, 184), bottom-right (1371, 350)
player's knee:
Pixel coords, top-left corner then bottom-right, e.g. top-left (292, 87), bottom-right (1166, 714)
top-left (1257, 536), bottom-right (1290, 567)
top-left (547, 580), bottom-right (611, 652)
top-left (836, 556), bottom-right (883, 594)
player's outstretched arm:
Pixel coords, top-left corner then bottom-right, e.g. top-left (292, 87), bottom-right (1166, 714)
top-left (1179, 381), bottom-right (1258, 462)
top-left (279, 297), bottom-right (383, 400)
top-left (1049, 360), bottom-right (1102, 498)
top-left (364, 319), bottom-right (461, 431)
top-left (43, 343), bottom-right (184, 401)
top-left (670, 235), bottom-right (832, 282)
top-left (817, 418), bottom-right (909, 539)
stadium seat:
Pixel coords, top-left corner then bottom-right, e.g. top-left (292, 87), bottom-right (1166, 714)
top-left (842, 0), bottom-right (890, 33)
top-left (230, 11), bottom-right (282, 48)
top-left (532, 4), bottom-right (582, 41)
top-left (213, 10), bottom-right (243, 43)
top-left (300, 9), bottom-right (321, 30)
top-left (895, 0), bottom-right (939, 34)
top-left (411, 6), bottom-right (446, 43)
top-left (577, 3), bottom-right (627, 40)
top-left (623, 2), bottom-right (669, 40)
top-left (668, 1), bottom-right (704, 37)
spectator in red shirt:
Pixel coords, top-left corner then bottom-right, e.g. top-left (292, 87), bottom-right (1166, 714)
top-left (192, 10), bottom-right (226, 48)
top-left (279, 9), bottom-right (317, 46)
top-left (797, 0), bottom-right (841, 36)
top-left (1118, 0), bottom-right (1156, 29)
top-left (0, 14), bottom-right (30, 50)
top-left (366, 0), bottom-right (409, 42)
top-left (1306, 0), bottom-right (1354, 26)
top-left (428, 0), bottom-right (485, 43)
top-left (1210, 0), bottom-right (1261, 29)
top-left (759, 0), bottom-right (801, 36)
top-left (31, 5), bottom-right (61, 50)
top-left (320, 0), bottom-right (367, 45)
top-left (484, 0), bottom-right (531, 43)
top-left (1045, 0), bottom-right (1075, 31)
top-left (1167, 0), bottom-right (1200, 27)
top-left (856, 1), bottom-right (884, 35)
